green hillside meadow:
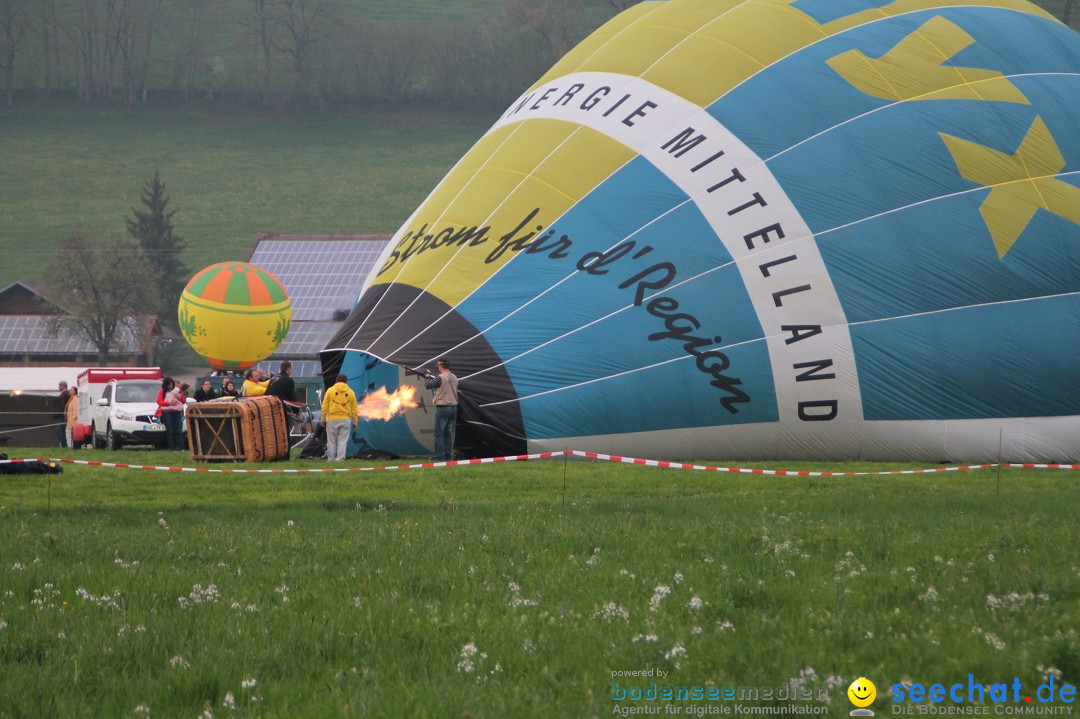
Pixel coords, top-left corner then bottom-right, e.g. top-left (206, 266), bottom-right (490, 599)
top-left (1, 449), bottom-right (1079, 717)
top-left (0, 101), bottom-right (494, 288)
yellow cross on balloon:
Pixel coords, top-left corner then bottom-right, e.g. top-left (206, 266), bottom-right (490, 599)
top-left (941, 116), bottom-right (1080, 258)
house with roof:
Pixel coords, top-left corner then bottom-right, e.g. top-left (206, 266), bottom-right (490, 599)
top-left (0, 281), bottom-right (168, 368)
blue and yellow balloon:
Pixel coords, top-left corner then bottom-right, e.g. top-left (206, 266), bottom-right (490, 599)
top-left (322, 0), bottom-right (1080, 462)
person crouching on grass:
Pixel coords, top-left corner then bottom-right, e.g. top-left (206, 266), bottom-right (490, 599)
top-left (321, 374), bottom-right (358, 462)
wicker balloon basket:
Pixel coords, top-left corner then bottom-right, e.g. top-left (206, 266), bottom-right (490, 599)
top-left (186, 395), bottom-right (290, 462)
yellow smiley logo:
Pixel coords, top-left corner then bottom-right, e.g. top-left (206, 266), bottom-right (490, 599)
top-left (848, 677), bottom-right (877, 707)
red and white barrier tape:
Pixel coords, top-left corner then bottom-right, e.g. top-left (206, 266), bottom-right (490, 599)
top-left (0, 451), bottom-right (565, 473)
top-left (1, 450), bottom-right (1078, 475)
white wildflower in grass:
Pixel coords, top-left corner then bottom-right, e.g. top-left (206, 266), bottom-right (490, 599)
top-left (0, 620), bottom-right (7, 631)
top-left (674, 572), bottom-right (684, 584)
top-left (785, 569), bottom-right (796, 578)
top-left (592, 602), bottom-right (629, 622)
top-left (664, 642), bottom-right (687, 661)
top-left (619, 569), bottom-right (636, 579)
top-left (508, 595), bottom-right (538, 608)
top-left (790, 667), bottom-right (817, 689)
top-left (352, 596), bottom-right (362, 608)
top-left (865, 631), bottom-right (875, 640)
top-left (114, 557), bottom-right (140, 569)
top-left (245, 604), bottom-right (258, 613)
top-left (650, 585), bottom-right (672, 612)
top-left (919, 587), bottom-right (940, 603)
top-left (773, 540), bottom-right (792, 555)
top-left (586, 547), bottom-right (602, 566)
top-left (522, 638), bottom-right (536, 653)
top-left (468, 565), bottom-right (477, 575)
top-left (56, 631), bottom-right (66, 639)
top-left (703, 555), bottom-right (715, 564)
top-left (157, 518), bottom-right (167, 528)
top-left (985, 633), bottom-right (1007, 651)
top-left (222, 692), bottom-right (236, 709)
top-left (241, 677), bottom-right (257, 691)
top-left (689, 596), bottom-right (703, 611)
top-left (199, 707), bottom-right (213, 719)
top-left (632, 634), bottom-right (659, 643)
top-left (75, 587), bottom-right (122, 610)
top-left (481, 534), bottom-right (490, 544)
top-left (887, 679), bottom-right (914, 698)
top-left (169, 655), bottom-right (190, 669)
top-left (456, 643), bottom-right (488, 673)
top-left (179, 584), bottom-right (221, 607)
top-left (275, 584), bottom-right (289, 603)
top-left (230, 602), bottom-right (241, 610)
top-left (834, 551), bottom-right (866, 580)
top-left (987, 553), bottom-right (996, 562)
top-left (286, 520), bottom-right (294, 527)
top-left (11, 562), bottom-right (24, 571)
top-left (1037, 665), bottom-right (1063, 681)
top-left (507, 581), bottom-right (520, 593)
top-left (691, 626), bottom-right (703, 636)
top-left (986, 592), bottom-right (1050, 611)
top-left (134, 704), bottom-right (151, 716)
top-left (717, 620), bottom-right (734, 631)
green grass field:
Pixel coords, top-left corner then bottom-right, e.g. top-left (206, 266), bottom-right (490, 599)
top-left (2, 448), bottom-right (1079, 717)
top-left (0, 101), bottom-right (494, 289)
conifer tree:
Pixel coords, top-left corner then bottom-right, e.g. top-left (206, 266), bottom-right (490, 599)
top-left (126, 172), bottom-right (187, 326)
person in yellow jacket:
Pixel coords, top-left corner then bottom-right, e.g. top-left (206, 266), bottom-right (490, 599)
top-left (321, 374), bottom-right (357, 461)
top-left (241, 368), bottom-right (271, 397)
top-left (65, 386), bottom-right (80, 449)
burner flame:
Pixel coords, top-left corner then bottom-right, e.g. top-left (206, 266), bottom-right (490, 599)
top-left (357, 386), bottom-right (418, 421)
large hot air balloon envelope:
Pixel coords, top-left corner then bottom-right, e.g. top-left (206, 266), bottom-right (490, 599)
top-left (180, 262), bottom-right (292, 371)
top-left (323, 0), bottom-right (1080, 462)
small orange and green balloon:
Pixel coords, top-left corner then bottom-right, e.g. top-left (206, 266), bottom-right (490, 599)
top-left (178, 262), bottom-right (292, 371)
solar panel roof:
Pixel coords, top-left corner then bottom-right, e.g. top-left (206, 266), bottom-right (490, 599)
top-left (0, 316), bottom-right (145, 355)
top-left (249, 237), bottom-right (391, 322)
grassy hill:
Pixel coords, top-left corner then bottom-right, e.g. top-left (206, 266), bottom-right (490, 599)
top-left (0, 101), bottom-right (494, 288)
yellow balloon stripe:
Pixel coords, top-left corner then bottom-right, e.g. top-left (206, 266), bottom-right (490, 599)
top-left (534, 0), bottom-right (1053, 107)
top-left (375, 120), bottom-right (635, 307)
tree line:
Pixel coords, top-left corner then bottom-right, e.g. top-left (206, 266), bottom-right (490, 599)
top-left (0, 0), bottom-right (632, 109)
top-left (43, 173), bottom-right (185, 363)
top-left (2, 0), bottom-right (1074, 110)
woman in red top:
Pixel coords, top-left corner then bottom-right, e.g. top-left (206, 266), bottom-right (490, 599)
top-left (156, 377), bottom-right (186, 451)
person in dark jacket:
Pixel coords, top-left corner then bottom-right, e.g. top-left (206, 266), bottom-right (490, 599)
top-left (55, 381), bottom-right (70, 447)
top-left (193, 379), bottom-right (218, 402)
top-left (219, 378), bottom-right (241, 399)
top-left (266, 361), bottom-right (299, 435)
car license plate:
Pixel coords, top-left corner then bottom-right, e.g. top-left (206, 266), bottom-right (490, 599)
top-left (144, 424), bottom-right (165, 432)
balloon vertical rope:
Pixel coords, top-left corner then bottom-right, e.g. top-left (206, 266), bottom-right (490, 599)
top-left (562, 447), bottom-right (568, 507)
top-left (996, 428), bottom-right (1004, 496)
